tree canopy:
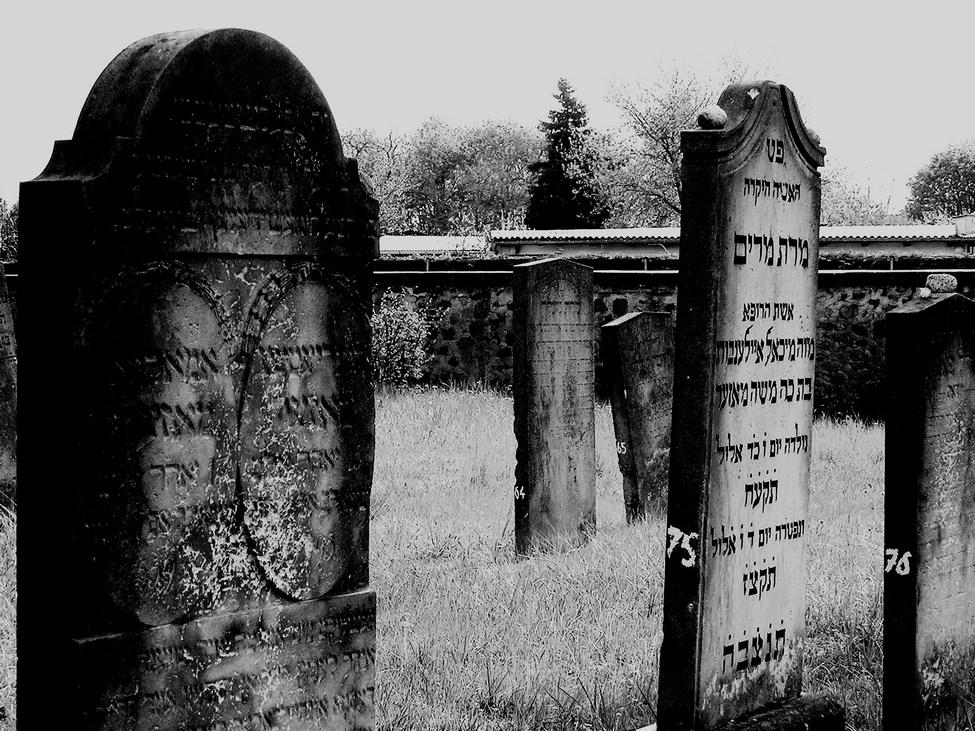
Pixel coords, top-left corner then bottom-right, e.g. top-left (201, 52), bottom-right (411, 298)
top-left (905, 141), bottom-right (975, 222)
top-left (525, 79), bottom-right (609, 230)
top-left (343, 120), bottom-right (541, 235)
top-left (0, 200), bottom-right (16, 262)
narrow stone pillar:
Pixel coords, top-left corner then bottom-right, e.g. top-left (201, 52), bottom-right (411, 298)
top-left (658, 82), bottom-right (826, 729)
top-left (513, 257), bottom-right (595, 554)
top-left (602, 311), bottom-right (674, 521)
top-left (884, 284), bottom-right (975, 731)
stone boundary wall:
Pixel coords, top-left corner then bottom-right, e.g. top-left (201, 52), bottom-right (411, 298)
top-left (3, 266), bottom-right (971, 421)
top-left (373, 267), bottom-right (975, 421)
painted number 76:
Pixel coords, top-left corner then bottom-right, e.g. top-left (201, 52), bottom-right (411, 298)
top-left (885, 548), bottom-right (912, 575)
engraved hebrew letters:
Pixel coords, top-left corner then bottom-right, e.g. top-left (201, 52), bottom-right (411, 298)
top-left (240, 276), bottom-right (356, 599)
top-left (85, 278), bottom-right (237, 625)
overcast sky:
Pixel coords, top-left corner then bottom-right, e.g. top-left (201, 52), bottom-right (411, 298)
top-left (2, 0), bottom-right (973, 212)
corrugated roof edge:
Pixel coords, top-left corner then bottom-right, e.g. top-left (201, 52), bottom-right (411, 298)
top-left (488, 225), bottom-right (960, 242)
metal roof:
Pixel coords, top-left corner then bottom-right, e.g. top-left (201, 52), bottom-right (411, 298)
top-left (488, 227), bottom-right (681, 242)
top-left (380, 235), bottom-right (488, 253)
top-left (379, 224), bottom-right (970, 255)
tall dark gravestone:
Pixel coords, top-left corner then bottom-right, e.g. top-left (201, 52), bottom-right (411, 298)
top-left (602, 311), bottom-right (674, 521)
top-left (513, 257), bottom-right (596, 554)
top-left (884, 291), bottom-right (975, 731)
top-left (657, 82), bottom-right (826, 729)
top-left (19, 30), bottom-right (378, 730)
top-left (0, 264), bottom-right (15, 511)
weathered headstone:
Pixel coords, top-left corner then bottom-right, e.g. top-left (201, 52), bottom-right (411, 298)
top-left (513, 257), bottom-right (596, 553)
top-left (19, 29), bottom-right (377, 729)
top-left (884, 291), bottom-right (975, 730)
top-left (0, 263), bottom-right (15, 511)
top-left (658, 82), bottom-right (826, 729)
top-left (602, 311), bottom-right (674, 521)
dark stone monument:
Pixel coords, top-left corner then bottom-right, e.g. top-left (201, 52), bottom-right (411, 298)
top-left (0, 264), bottom-right (15, 512)
top-left (658, 82), bottom-right (830, 729)
top-left (602, 311), bottom-right (674, 521)
top-left (884, 290), bottom-right (975, 731)
top-left (19, 29), bottom-right (377, 730)
top-left (513, 257), bottom-right (596, 554)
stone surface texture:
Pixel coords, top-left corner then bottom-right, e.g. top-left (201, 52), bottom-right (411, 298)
top-left (602, 311), bottom-right (674, 521)
top-left (658, 81), bottom-right (825, 729)
top-left (19, 28), bottom-right (377, 730)
top-left (884, 293), bottom-right (975, 730)
top-left (513, 257), bottom-right (596, 554)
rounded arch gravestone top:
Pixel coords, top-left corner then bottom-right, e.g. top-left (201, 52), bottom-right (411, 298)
top-left (25, 28), bottom-right (377, 630)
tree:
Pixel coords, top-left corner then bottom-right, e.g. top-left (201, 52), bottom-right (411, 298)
top-left (606, 60), bottom-right (766, 226)
top-left (342, 128), bottom-right (414, 234)
top-left (820, 165), bottom-right (906, 225)
top-left (905, 140), bottom-right (975, 222)
top-left (525, 79), bottom-right (609, 230)
top-left (0, 199), bottom-right (16, 262)
top-left (343, 120), bottom-right (541, 235)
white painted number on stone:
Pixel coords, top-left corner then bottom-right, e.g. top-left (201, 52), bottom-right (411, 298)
top-left (667, 526), bottom-right (700, 568)
top-left (514, 485), bottom-right (525, 500)
top-left (616, 440), bottom-right (627, 455)
top-left (884, 548), bottom-right (912, 575)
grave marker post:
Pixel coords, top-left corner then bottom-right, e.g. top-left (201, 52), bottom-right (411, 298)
top-left (513, 257), bottom-right (596, 554)
top-left (657, 82), bottom-right (826, 729)
top-left (0, 263), bottom-right (15, 511)
top-left (602, 311), bottom-right (674, 521)
top-left (884, 290), bottom-right (975, 731)
top-left (19, 29), bottom-right (378, 730)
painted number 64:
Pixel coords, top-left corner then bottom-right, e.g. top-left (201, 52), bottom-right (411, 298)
top-left (885, 548), bottom-right (912, 576)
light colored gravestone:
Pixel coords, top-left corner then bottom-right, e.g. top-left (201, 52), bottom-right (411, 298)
top-left (513, 257), bottom-right (596, 554)
top-left (658, 82), bottom-right (830, 729)
top-left (884, 290), bottom-right (975, 731)
top-left (602, 311), bottom-right (674, 521)
top-left (19, 29), bottom-right (377, 730)
top-left (0, 263), bottom-right (15, 511)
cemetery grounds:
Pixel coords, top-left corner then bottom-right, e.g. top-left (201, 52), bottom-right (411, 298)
top-left (0, 385), bottom-right (885, 731)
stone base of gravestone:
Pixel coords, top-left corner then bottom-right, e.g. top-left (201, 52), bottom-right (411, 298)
top-left (717, 694), bottom-right (845, 731)
top-left (73, 590), bottom-right (375, 731)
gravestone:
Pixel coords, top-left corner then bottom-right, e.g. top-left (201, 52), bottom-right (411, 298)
top-left (513, 257), bottom-right (596, 553)
top-left (657, 82), bottom-right (826, 729)
top-left (19, 29), bottom-right (378, 730)
top-left (0, 264), bottom-right (15, 511)
top-left (884, 291), bottom-right (975, 731)
top-left (602, 311), bottom-right (674, 521)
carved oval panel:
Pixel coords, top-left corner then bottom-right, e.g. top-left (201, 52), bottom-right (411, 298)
top-left (83, 276), bottom-right (240, 625)
top-left (240, 272), bottom-right (372, 600)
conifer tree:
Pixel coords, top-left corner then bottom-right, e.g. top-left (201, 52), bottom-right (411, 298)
top-left (526, 79), bottom-right (609, 230)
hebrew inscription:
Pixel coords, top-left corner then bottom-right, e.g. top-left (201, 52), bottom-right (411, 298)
top-left (240, 274), bottom-right (372, 600)
top-left (85, 278), bottom-right (244, 625)
top-left (699, 117), bottom-right (816, 725)
top-left (513, 258), bottom-right (596, 554)
top-left (658, 82), bottom-right (823, 730)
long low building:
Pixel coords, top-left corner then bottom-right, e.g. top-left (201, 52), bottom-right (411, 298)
top-left (380, 219), bottom-right (975, 260)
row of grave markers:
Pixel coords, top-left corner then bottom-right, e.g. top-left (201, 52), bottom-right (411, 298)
top-left (512, 83), bottom-right (975, 730)
top-left (17, 28), bottom-right (973, 731)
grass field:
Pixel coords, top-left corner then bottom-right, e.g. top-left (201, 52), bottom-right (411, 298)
top-left (372, 386), bottom-right (885, 731)
top-left (0, 386), bottom-right (885, 731)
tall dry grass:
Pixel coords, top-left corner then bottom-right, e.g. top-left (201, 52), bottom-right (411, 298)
top-left (0, 506), bottom-right (14, 730)
top-left (372, 387), bottom-right (887, 731)
top-left (0, 390), bottom-right (887, 731)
